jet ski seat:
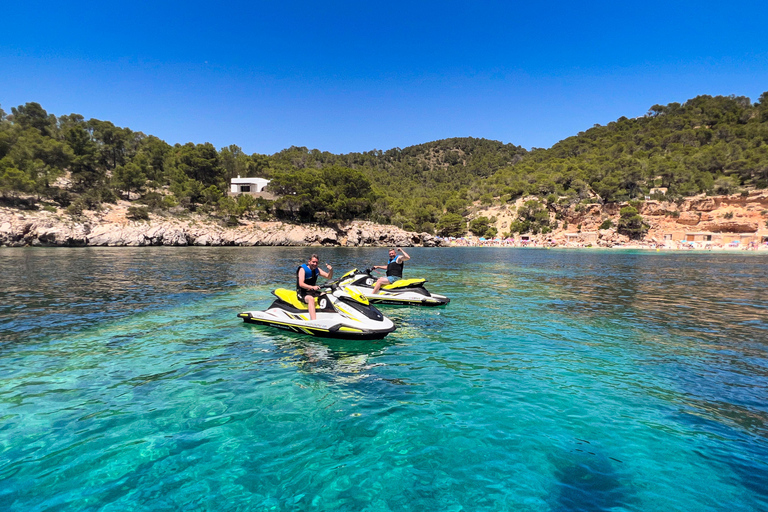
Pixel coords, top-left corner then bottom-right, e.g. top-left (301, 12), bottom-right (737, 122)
top-left (383, 278), bottom-right (426, 290)
top-left (273, 288), bottom-right (321, 310)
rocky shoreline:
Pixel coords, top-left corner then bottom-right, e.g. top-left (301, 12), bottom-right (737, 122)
top-left (474, 191), bottom-right (768, 250)
top-left (0, 205), bottom-right (442, 248)
top-left (2, 191), bottom-right (768, 250)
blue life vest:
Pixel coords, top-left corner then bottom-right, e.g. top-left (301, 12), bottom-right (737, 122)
top-left (297, 264), bottom-right (319, 291)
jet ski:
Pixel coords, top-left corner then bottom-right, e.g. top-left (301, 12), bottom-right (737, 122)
top-left (331, 268), bottom-right (450, 307)
top-left (238, 284), bottom-right (396, 340)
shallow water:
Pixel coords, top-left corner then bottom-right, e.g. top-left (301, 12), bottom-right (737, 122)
top-left (1, 247), bottom-right (767, 511)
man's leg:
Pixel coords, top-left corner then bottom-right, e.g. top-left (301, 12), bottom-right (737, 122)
top-left (305, 295), bottom-right (316, 320)
top-left (372, 277), bottom-right (389, 295)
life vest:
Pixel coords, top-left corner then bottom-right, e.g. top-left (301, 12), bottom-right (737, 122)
top-left (296, 263), bottom-right (319, 291)
top-left (386, 256), bottom-right (404, 278)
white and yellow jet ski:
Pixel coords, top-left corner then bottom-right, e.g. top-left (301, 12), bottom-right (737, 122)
top-left (332, 268), bottom-right (450, 307)
top-left (238, 285), bottom-right (396, 339)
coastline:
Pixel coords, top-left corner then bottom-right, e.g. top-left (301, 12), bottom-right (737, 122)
top-left (0, 205), bottom-right (441, 248)
top-left (442, 238), bottom-right (768, 252)
top-left (2, 190), bottom-right (768, 251)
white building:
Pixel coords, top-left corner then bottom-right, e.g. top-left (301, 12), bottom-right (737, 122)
top-left (230, 176), bottom-right (270, 195)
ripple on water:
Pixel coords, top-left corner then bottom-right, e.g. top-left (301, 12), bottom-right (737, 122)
top-left (1, 247), bottom-right (767, 511)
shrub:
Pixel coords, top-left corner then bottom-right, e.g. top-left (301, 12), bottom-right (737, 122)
top-left (99, 188), bottom-right (120, 204)
top-left (618, 206), bottom-right (648, 238)
top-left (126, 206), bottom-right (150, 221)
top-left (66, 198), bottom-right (87, 216)
top-left (162, 195), bottom-right (178, 209)
top-left (139, 192), bottom-right (164, 209)
top-left (599, 219), bottom-right (614, 230)
top-left (48, 189), bottom-right (72, 207)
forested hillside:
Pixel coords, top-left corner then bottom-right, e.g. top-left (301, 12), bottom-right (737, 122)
top-left (481, 93), bottom-right (768, 204)
top-left (266, 139), bottom-right (526, 231)
top-left (1, 92), bottom-right (767, 237)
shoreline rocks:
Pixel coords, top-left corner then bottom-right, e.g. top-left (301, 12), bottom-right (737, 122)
top-left (0, 207), bottom-right (443, 248)
top-left (3, 190), bottom-right (767, 249)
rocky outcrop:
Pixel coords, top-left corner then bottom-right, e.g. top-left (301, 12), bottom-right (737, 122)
top-left (699, 221), bottom-right (759, 233)
top-left (0, 207), bottom-right (444, 248)
top-left (675, 212), bottom-right (701, 226)
top-left (475, 191), bottom-right (768, 247)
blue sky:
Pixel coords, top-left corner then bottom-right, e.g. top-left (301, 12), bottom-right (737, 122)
top-left (3, 1), bottom-right (767, 155)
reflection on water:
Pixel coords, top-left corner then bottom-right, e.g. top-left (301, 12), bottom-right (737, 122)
top-left (1, 247), bottom-right (767, 511)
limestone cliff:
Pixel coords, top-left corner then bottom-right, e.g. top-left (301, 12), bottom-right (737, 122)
top-left (0, 203), bottom-right (443, 248)
top-left (474, 191), bottom-right (768, 247)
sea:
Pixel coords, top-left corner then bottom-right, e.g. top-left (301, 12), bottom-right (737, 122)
top-left (1, 247), bottom-right (767, 512)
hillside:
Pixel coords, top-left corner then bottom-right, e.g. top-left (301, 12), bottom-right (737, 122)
top-left (479, 93), bottom-right (768, 205)
top-left (265, 138), bottom-right (526, 231)
top-left (1, 93), bottom-right (767, 242)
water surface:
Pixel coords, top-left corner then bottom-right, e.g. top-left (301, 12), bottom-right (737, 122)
top-left (1, 247), bottom-right (767, 511)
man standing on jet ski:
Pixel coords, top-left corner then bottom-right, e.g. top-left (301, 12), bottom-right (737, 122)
top-left (297, 254), bottom-right (334, 320)
top-left (371, 247), bottom-right (411, 295)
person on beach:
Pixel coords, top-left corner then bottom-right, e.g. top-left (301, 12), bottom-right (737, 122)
top-left (371, 247), bottom-right (410, 294)
top-left (296, 254), bottom-right (333, 320)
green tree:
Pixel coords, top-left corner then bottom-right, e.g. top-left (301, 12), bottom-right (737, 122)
top-left (220, 145), bottom-right (252, 181)
top-left (511, 200), bottom-right (550, 234)
top-left (113, 162), bottom-right (147, 197)
top-left (469, 216), bottom-right (497, 238)
top-left (10, 102), bottom-right (54, 136)
top-left (713, 175), bottom-right (739, 195)
top-left (174, 142), bottom-right (222, 186)
top-left (0, 167), bottom-right (35, 197)
top-left (202, 185), bottom-right (223, 205)
top-left (436, 213), bottom-right (466, 237)
top-left (64, 124), bottom-right (102, 191)
top-left (617, 206), bottom-right (648, 238)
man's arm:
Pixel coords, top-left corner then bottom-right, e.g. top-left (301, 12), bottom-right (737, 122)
top-left (397, 247), bottom-right (411, 262)
top-left (319, 264), bottom-right (333, 279)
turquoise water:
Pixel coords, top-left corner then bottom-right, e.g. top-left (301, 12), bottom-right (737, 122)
top-left (1, 247), bottom-right (767, 511)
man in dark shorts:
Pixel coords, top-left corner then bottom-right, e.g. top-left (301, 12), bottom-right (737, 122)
top-left (371, 247), bottom-right (410, 295)
top-left (296, 254), bottom-right (334, 320)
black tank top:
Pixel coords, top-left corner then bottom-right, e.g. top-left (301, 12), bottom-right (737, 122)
top-left (386, 257), bottom-right (404, 278)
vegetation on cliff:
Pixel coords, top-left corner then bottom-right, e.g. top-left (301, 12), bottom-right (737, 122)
top-left (1, 92), bottom-right (767, 236)
top-left (481, 93), bottom-right (768, 205)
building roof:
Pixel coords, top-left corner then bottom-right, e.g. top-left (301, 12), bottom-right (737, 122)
top-left (231, 177), bottom-right (270, 185)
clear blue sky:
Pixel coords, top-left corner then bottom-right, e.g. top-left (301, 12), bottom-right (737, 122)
top-left (3, 1), bottom-right (767, 155)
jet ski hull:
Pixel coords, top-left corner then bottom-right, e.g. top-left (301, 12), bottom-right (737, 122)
top-left (238, 311), bottom-right (395, 340)
top-left (333, 270), bottom-right (450, 307)
top-left (239, 288), bottom-right (396, 340)
top-left (364, 289), bottom-right (450, 306)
